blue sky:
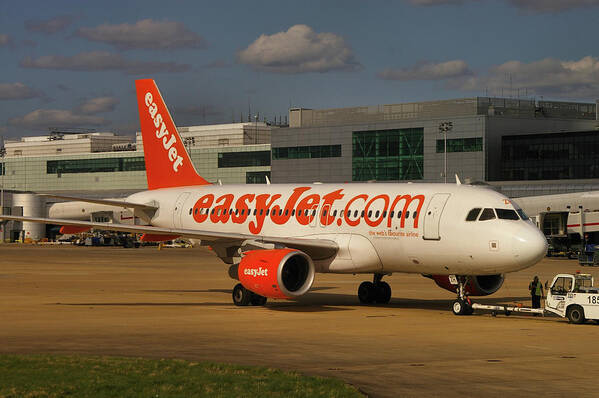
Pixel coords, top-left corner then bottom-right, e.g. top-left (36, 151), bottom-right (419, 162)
top-left (1, 0), bottom-right (598, 138)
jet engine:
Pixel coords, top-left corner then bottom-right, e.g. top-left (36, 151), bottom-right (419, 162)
top-left (231, 249), bottom-right (315, 299)
top-left (424, 274), bottom-right (505, 296)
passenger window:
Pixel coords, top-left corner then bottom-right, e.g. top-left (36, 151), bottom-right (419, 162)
top-left (333, 210), bottom-right (338, 217)
top-left (478, 208), bottom-right (496, 221)
top-left (390, 211), bottom-right (394, 218)
top-left (354, 210), bottom-right (358, 218)
top-left (465, 208), bottom-right (481, 221)
top-left (413, 211), bottom-right (417, 219)
top-left (496, 208), bottom-right (519, 220)
top-left (405, 211), bottom-right (410, 219)
top-left (383, 210), bottom-right (387, 217)
top-left (285, 209), bottom-right (289, 216)
top-left (368, 210), bottom-right (372, 218)
top-left (291, 209), bottom-right (295, 216)
top-left (189, 208), bottom-right (193, 215)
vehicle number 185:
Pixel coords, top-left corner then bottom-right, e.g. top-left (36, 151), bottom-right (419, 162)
top-left (588, 296), bottom-right (599, 304)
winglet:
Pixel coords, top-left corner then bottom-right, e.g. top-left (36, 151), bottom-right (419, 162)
top-left (455, 174), bottom-right (462, 185)
top-left (135, 79), bottom-right (210, 190)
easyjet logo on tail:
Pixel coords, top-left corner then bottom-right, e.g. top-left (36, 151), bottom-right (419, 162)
top-left (144, 92), bottom-right (184, 172)
top-left (135, 79), bottom-right (209, 190)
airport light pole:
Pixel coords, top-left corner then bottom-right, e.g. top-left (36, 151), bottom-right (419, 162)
top-left (0, 136), bottom-right (5, 243)
top-left (438, 122), bottom-right (453, 183)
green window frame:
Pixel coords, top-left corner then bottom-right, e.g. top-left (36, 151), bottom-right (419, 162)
top-left (436, 137), bottom-right (483, 153)
top-left (272, 145), bottom-right (342, 160)
top-left (218, 151), bottom-right (271, 168)
top-left (246, 171), bottom-right (271, 184)
top-left (352, 128), bottom-right (424, 181)
top-left (46, 157), bottom-right (146, 174)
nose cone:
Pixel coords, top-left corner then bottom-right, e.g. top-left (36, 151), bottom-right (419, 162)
top-left (512, 226), bottom-right (548, 268)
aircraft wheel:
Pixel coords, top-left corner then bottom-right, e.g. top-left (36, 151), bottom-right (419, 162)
top-left (375, 281), bottom-right (392, 304)
top-left (250, 293), bottom-right (267, 306)
top-left (232, 283), bottom-right (252, 306)
top-left (567, 305), bottom-right (586, 324)
top-left (358, 281), bottom-right (376, 304)
top-left (452, 299), bottom-right (467, 315)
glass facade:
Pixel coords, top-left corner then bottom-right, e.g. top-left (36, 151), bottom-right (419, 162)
top-left (47, 157), bottom-right (145, 174)
top-left (0, 162), bottom-right (4, 176)
top-left (246, 171), bottom-right (271, 184)
top-left (436, 137), bottom-right (483, 153)
top-left (352, 128), bottom-right (423, 181)
top-left (218, 151), bottom-right (270, 168)
top-left (500, 131), bottom-right (599, 181)
top-left (272, 145), bottom-right (341, 160)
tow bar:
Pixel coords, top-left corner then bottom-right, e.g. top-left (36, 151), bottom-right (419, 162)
top-left (471, 303), bottom-right (545, 317)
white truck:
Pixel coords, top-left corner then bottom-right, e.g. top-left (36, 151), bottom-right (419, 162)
top-left (545, 273), bottom-right (599, 324)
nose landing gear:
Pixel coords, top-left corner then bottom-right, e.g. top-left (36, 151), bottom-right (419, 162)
top-left (358, 273), bottom-right (392, 304)
top-left (451, 276), bottom-right (473, 315)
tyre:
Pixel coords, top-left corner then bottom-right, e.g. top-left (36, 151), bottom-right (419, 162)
top-left (250, 293), bottom-right (267, 306)
top-left (375, 281), bottom-right (392, 304)
top-left (452, 299), bottom-right (465, 315)
top-left (464, 303), bottom-right (474, 315)
top-left (567, 305), bottom-right (586, 324)
top-left (232, 283), bottom-right (251, 306)
top-left (358, 281), bottom-right (376, 304)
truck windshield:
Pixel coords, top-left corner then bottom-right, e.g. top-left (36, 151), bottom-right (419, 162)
top-left (551, 277), bottom-right (573, 295)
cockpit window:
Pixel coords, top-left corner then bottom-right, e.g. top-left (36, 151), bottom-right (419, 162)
top-left (466, 208), bottom-right (481, 221)
top-left (478, 208), bottom-right (496, 221)
top-left (516, 208), bottom-right (529, 220)
top-left (496, 208), bottom-right (519, 220)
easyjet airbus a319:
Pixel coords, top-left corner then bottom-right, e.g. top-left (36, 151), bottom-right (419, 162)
top-left (0, 79), bottom-right (548, 315)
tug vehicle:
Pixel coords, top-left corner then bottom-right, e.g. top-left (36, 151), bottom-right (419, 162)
top-left (545, 273), bottom-right (599, 324)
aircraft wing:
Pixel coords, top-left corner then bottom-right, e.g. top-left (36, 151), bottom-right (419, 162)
top-left (0, 215), bottom-right (338, 259)
top-left (39, 194), bottom-right (158, 211)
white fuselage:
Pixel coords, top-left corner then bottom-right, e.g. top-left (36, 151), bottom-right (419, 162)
top-left (127, 183), bottom-right (547, 276)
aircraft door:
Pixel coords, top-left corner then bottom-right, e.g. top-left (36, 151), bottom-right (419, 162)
top-left (423, 193), bottom-right (451, 240)
top-left (173, 192), bottom-right (190, 228)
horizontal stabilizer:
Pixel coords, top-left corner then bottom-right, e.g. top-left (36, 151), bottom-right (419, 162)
top-left (40, 194), bottom-right (158, 211)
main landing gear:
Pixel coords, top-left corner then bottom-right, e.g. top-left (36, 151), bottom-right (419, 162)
top-left (232, 283), bottom-right (267, 307)
top-left (358, 273), bottom-right (392, 304)
top-left (451, 276), bottom-right (473, 316)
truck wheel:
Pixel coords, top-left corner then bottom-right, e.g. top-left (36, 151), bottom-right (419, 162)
top-left (567, 305), bottom-right (586, 324)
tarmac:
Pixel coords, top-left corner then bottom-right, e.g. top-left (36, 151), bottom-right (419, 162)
top-left (1, 245), bottom-right (599, 397)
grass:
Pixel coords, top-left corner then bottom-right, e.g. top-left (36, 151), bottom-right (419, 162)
top-left (0, 354), bottom-right (363, 398)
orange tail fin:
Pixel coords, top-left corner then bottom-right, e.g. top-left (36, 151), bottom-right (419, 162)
top-left (135, 79), bottom-right (210, 190)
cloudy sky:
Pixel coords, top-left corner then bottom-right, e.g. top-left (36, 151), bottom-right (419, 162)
top-left (1, 0), bottom-right (598, 138)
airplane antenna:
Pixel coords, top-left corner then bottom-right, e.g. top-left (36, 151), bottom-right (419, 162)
top-left (455, 174), bottom-right (462, 185)
top-left (265, 175), bottom-right (271, 185)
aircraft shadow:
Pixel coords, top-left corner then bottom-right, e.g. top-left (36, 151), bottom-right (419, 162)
top-left (51, 293), bottom-right (534, 313)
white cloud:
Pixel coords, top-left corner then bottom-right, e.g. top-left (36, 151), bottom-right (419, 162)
top-left (20, 51), bottom-right (190, 75)
top-left (76, 97), bottom-right (119, 114)
top-left (453, 56), bottom-right (599, 98)
top-left (0, 82), bottom-right (43, 100)
top-left (9, 109), bottom-right (108, 129)
top-left (237, 24), bottom-right (360, 74)
top-left (25, 15), bottom-right (76, 34)
top-left (74, 19), bottom-right (206, 50)
top-left (506, 0), bottom-right (599, 12)
top-left (378, 60), bottom-right (472, 81)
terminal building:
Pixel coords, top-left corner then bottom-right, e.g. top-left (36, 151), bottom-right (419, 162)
top-left (273, 97), bottom-right (599, 197)
top-left (1, 96), bottom-right (598, 242)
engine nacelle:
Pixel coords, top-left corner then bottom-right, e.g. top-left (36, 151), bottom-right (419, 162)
top-left (426, 274), bottom-right (505, 296)
top-left (236, 249), bottom-right (315, 299)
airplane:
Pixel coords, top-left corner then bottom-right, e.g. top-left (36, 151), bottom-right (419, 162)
top-left (0, 79), bottom-right (548, 315)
